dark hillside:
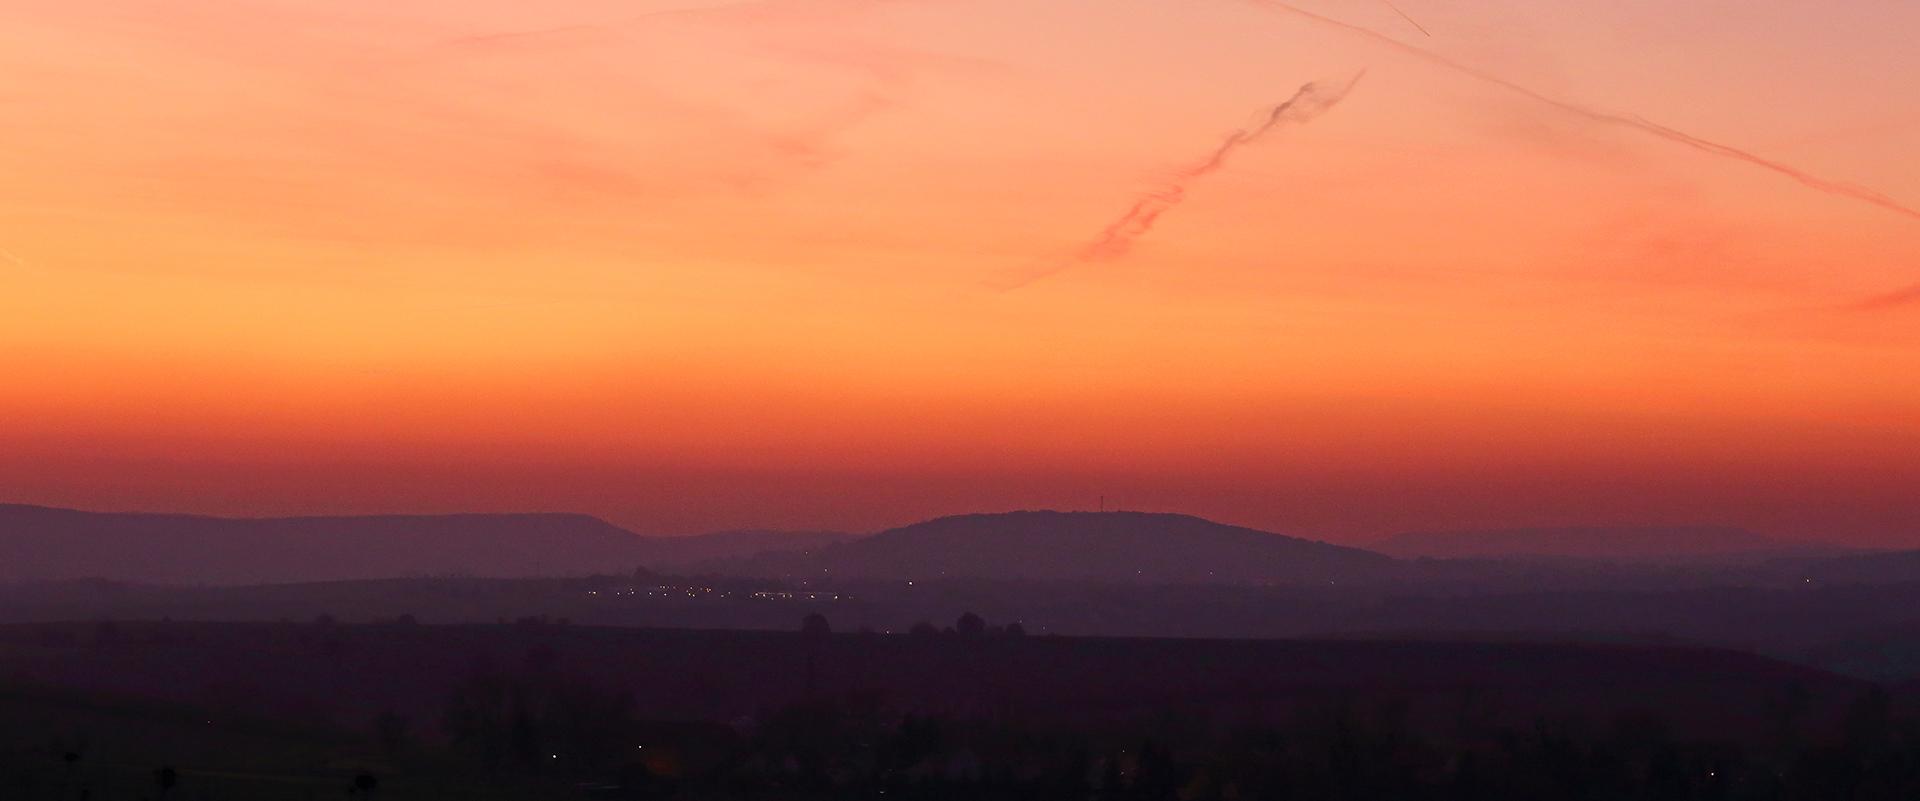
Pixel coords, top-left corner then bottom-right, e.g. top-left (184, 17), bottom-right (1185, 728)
top-left (1796, 549), bottom-right (1920, 584)
top-left (1368, 525), bottom-right (1828, 561)
top-left (709, 511), bottom-right (1391, 583)
top-left (0, 503), bottom-right (657, 584)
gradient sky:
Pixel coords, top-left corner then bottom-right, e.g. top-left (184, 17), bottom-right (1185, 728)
top-left (4, 0), bottom-right (1918, 544)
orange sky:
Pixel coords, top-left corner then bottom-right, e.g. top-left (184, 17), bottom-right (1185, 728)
top-left (3, 0), bottom-right (1917, 544)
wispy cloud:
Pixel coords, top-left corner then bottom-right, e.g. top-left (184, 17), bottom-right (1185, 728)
top-left (989, 74), bottom-right (1364, 291)
top-left (1, 0), bottom-right (959, 250)
top-left (1849, 283), bottom-right (1920, 311)
top-left (1238, 0), bottom-right (1920, 308)
top-left (1, 249), bottom-right (34, 269)
top-left (1239, 0), bottom-right (1920, 223)
top-left (1378, 0), bottom-right (1430, 36)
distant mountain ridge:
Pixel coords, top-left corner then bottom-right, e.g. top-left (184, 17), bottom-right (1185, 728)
top-left (1369, 525), bottom-right (1850, 562)
top-left (9, 503), bottom-right (1888, 588)
top-left (0, 504), bottom-right (853, 585)
top-left (0, 503), bottom-right (660, 585)
top-left (700, 510), bottom-right (1393, 583)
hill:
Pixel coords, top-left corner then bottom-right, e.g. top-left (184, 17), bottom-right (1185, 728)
top-left (0, 504), bottom-right (659, 585)
top-left (703, 510), bottom-right (1392, 583)
top-left (645, 529), bottom-right (859, 568)
top-left (1368, 525), bottom-right (1846, 562)
top-left (1791, 549), bottom-right (1920, 584)
top-left (0, 505), bottom-right (873, 585)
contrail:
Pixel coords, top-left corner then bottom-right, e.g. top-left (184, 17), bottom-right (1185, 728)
top-left (0, 249), bottom-right (29, 268)
top-left (989, 74), bottom-right (1362, 290)
top-left (1379, 0), bottom-right (1430, 36)
top-left (1237, 0), bottom-right (1920, 224)
top-left (1851, 282), bottom-right (1920, 311)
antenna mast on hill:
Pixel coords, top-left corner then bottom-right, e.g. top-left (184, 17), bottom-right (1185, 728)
top-left (1099, 495), bottom-right (1104, 512)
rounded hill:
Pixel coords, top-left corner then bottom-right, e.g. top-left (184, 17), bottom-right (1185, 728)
top-left (723, 510), bottom-right (1392, 584)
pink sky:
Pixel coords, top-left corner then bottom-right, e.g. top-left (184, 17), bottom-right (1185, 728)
top-left (2, 0), bottom-right (1917, 543)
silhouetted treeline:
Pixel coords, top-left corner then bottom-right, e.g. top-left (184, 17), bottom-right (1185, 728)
top-left (18, 574), bottom-right (1920, 682)
top-left (394, 617), bottom-right (1920, 799)
top-left (7, 616), bottom-right (1920, 799)
top-left (442, 644), bottom-right (639, 773)
top-left (428, 681), bottom-right (1920, 800)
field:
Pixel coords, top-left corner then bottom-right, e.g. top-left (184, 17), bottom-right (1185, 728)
top-left (1, 620), bottom-right (1901, 799)
top-left (1, 620), bottom-right (1867, 740)
top-left (0, 676), bottom-right (596, 800)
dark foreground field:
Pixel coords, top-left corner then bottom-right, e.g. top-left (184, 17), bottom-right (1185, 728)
top-left (2, 621), bottom-right (1913, 799)
top-left (0, 677), bottom-right (592, 800)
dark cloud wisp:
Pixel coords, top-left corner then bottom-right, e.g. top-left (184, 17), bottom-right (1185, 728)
top-left (990, 74), bottom-right (1363, 290)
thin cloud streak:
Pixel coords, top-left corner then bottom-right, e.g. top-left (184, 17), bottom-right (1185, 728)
top-left (0, 249), bottom-right (35, 270)
top-left (1850, 283), bottom-right (1920, 311)
top-left (1239, 0), bottom-right (1920, 224)
top-left (990, 74), bottom-right (1363, 291)
top-left (434, 1), bottom-right (955, 201)
top-left (1379, 0), bottom-right (1430, 37)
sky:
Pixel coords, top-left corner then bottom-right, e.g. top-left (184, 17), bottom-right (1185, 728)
top-left (2, 0), bottom-right (1918, 545)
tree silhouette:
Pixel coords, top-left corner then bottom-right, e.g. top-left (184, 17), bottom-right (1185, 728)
top-left (801, 613), bottom-right (831, 641)
top-left (956, 612), bottom-right (986, 638)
